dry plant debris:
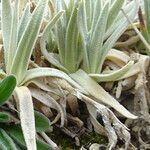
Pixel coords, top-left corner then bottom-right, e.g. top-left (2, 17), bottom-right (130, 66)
top-left (0, 0), bottom-right (149, 150)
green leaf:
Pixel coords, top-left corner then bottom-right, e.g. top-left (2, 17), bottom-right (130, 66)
top-left (40, 11), bottom-right (67, 72)
top-left (18, 3), bottom-right (31, 42)
top-left (97, 18), bottom-right (133, 73)
top-left (85, 0), bottom-right (93, 30)
top-left (37, 139), bottom-right (53, 150)
top-left (6, 0), bottom-right (19, 74)
top-left (91, 0), bottom-right (102, 33)
top-left (0, 112), bottom-right (11, 123)
top-left (1, 0), bottom-right (12, 72)
top-left (5, 125), bottom-right (53, 150)
top-left (77, 0), bottom-right (89, 72)
top-left (35, 111), bottom-right (51, 132)
top-left (105, 1), bottom-right (137, 39)
top-left (97, 2), bottom-right (139, 73)
top-left (54, 1), bottom-right (83, 72)
top-left (144, 0), bottom-right (150, 34)
top-left (10, 0), bottom-right (47, 84)
top-left (41, 11), bottom-right (64, 40)
top-left (117, 62), bottom-right (140, 80)
top-left (21, 67), bottom-right (87, 94)
top-left (64, 3), bottom-right (80, 72)
top-left (122, 4), bottom-right (150, 54)
top-left (78, 0), bottom-right (88, 43)
top-left (89, 61), bottom-right (134, 82)
top-left (0, 128), bottom-right (17, 150)
top-left (0, 75), bottom-right (16, 105)
top-left (53, 0), bottom-right (67, 65)
top-left (41, 52), bottom-right (68, 73)
top-left (107, 0), bottom-right (124, 29)
top-left (70, 70), bottom-right (137, 119)
top-left (5, 125), bottom-right (26, 149)
top-left (55, 18), bottom-right (66, 65)
top-left (89, 2), bottom-right (109, 73)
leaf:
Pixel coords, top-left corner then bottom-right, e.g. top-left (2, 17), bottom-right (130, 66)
top-left (14, 86), bottom-right (36, 150)
top-left (70, 70), bottom-right (137, 119)
top-left (78, 93), bottom-right (130, 149)
top-left (76, 93), bottom-right (106, 135)
top-left (0, 75), bottom-right (16, 105)
top-left (64, 3), bottom-right (80, 72)
top-left (30, 87), bottom-right (65, 127)
top-left (107, 0), bottom-right (125, 29)
top-left (91, 0), bottom-right (102, 33)
top-left (19, 0), bottom-right (28, 15)
top-left (0, 112), bottom-right (11, 123)
top-left (36, 139), bottom-right (53, 150)
top-left (144, 0), bottom-right (150, 34)
top-left (105, 1), bottom-right (136, 39)
top-left (89, 2), bottom-right (109, 73)
top-left (54, 0), bottom-right (83, 72)
top-left (40, 51), bottom-right (68, 73)
top-left (10, 0), bottom-right (47, 84)
top-left (40, 11), bottom-right (66, 72)
top-left (77, 0), bottom-right (89, 72)
top-left (18, 3), bottom-right (31, 41)
top-left (89, 61), bottom-right (134, 82)
top-left (97, 19), bottom-right (133, 73)
top-left (41, 11), bottom-right (64, 39)
top-left (97, 1), bottom-right (139, 73)
top-left (21, 67), bottom-right (87, 94)
top-left (4, 125), bottom-right (52, 150)
top-left (85, 0), bottom-right (93, 30)
top-left (5, 125), bottom-right (53, 150)
top-left (35, 111), bottom-right (51, 132)
top-left (54, 11), bottom-right (66, 65)
top-left (77, 0), bottom-right (88, 43)
top-left (122, 6), bottom-right (150, 54)
top-left (118, 62), bottom-right (140, 80)
top-left (5, 125), bottom-right (26, 149)
top-left (40, 11), bottom-right (67, 72)
top-left (1, 0), bottom-right (12, 71)
top-left (40, 10), bottom-right (64, 54)
top-left (25, 79), bottom-right (60, 96)
top-left (0, 128), bottom-right (17, 150)
top-left (106, 49), bottom-right (130, 65)
top-left (6, 0), bottom-right (19, 74)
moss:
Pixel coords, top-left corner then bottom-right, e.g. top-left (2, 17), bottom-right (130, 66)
top-left (80, 133), bottom-right (108, 146)
top-left (50, 130), bottom-right (107, 150)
